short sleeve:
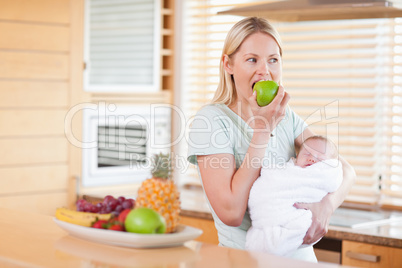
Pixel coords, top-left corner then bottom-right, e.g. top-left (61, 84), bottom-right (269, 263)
top-left (187, 105), bottom-right (234, 165)
top-left (289, 107), bottom-right (308, 139)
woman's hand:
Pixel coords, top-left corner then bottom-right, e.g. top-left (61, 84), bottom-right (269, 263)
top-left (293, 193), bottom-right (334, 245)
top-left (248, 85), bottom-right (290, 133)
top-left (197, 86), bottom-right (291, 227)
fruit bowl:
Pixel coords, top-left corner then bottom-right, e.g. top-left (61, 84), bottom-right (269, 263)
top-left (54, 218), bottom-right (203, 248)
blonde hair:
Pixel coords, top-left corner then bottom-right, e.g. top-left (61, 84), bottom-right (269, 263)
top-left (211, 17), bottom-right (283, 106)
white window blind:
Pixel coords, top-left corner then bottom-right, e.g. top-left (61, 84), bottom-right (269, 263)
top-left (278, 19), bottom-right (390, 206)
top-left (179, 1), bottom-right (254, 187)
top-left (381, 18), bottom-right (402, 208)
top-left (179, 0), bottom-right (402, 210)
top-left (84, 0), bottom-right (160, 92)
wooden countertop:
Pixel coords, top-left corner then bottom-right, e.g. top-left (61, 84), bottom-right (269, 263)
top-left (0, 207), bottom-right (350, 268)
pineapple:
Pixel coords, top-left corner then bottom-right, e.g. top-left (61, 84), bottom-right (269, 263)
top-left (136, 153), bottom-right (181, 233)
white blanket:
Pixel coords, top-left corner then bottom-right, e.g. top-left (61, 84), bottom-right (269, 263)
top-left (245, 158), bottom-right (343, 256)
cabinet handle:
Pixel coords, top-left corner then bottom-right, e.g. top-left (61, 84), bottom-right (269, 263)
top-left (345, 251), bottom-right (380, 263)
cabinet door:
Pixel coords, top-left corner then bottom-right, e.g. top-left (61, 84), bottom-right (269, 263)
top-left (342, 240), bottom-right (402, 268)
top-left (84, 0), bottom-right (161, 93)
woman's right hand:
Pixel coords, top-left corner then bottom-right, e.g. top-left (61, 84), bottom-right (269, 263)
top-left (198, 86), bottom-right (290, 226)
top-left (248, 85), bottom-right (290, 133)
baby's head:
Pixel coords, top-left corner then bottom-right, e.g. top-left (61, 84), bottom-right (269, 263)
top-left (295, 135), bottom-right (338, 168)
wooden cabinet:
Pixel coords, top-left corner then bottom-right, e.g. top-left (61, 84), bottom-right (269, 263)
top-left (342, 240), bottom-right (402, 268)
top-left (180, 215), bottom-right (219, 245)
top-left (0, 0), bottom-right (75, 215)
top-left (0, 0), bottom-right (177, 215)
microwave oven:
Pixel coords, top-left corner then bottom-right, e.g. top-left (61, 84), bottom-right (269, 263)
top-left (81, 103), bottom-right (171, 187)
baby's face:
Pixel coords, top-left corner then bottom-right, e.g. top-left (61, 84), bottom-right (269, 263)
top-left (295, 139), bottom-right (334, 168)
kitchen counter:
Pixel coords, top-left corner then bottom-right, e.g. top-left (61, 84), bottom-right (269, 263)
top-left (178, 187), bottom-right (402, 249)
top-left (0, 206), bottom-right (351, 268)
top-left (82, 186), bottom-right (402, 249)
top-left (325, 221), bottom-right (402, 248)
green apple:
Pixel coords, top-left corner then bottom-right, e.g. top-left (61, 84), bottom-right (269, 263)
top-left (124, 207), bottom-right (166, 234)
top-left (253, 80), bottom-right (279, 107)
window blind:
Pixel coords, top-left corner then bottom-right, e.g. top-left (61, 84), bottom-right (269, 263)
top-left (277, 19), bottom-right (387, 205)
top-left (380, 18), bottom-right (402, 209)
top-left (179, 0), bottom-right (252, 187)
top-left (179, 0), bottom-right (402, 209)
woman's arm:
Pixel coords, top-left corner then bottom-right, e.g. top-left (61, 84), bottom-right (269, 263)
top-left (294, 128), bottom-right (356, 244)
top-left (197, 130), bottom-right (270, 226)
top-left (197, 87), bottom-right (290, 226)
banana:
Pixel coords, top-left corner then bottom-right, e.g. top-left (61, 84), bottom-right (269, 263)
top-left (55, 207), bottom-right (112, 227)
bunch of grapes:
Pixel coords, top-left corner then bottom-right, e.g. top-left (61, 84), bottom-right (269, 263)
top-left (76, 195), bottom-right (135, 215)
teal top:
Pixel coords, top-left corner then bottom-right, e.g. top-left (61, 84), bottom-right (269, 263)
top-left (187, 104), bottom-right (317, 262)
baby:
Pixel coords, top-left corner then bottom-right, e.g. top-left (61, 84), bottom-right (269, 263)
top-left (294, 135), bottom-right (338, 168)
top-left (246, 135), bottom-right (343, 257)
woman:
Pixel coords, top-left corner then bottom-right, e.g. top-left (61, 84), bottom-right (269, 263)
top-left (187, 17), bottom-right (355, 262)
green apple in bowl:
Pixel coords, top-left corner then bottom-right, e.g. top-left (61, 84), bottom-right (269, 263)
top-left (253, 80), bottom-right (279, 107)
top-left (124, 207), bottom-right (166, 234)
